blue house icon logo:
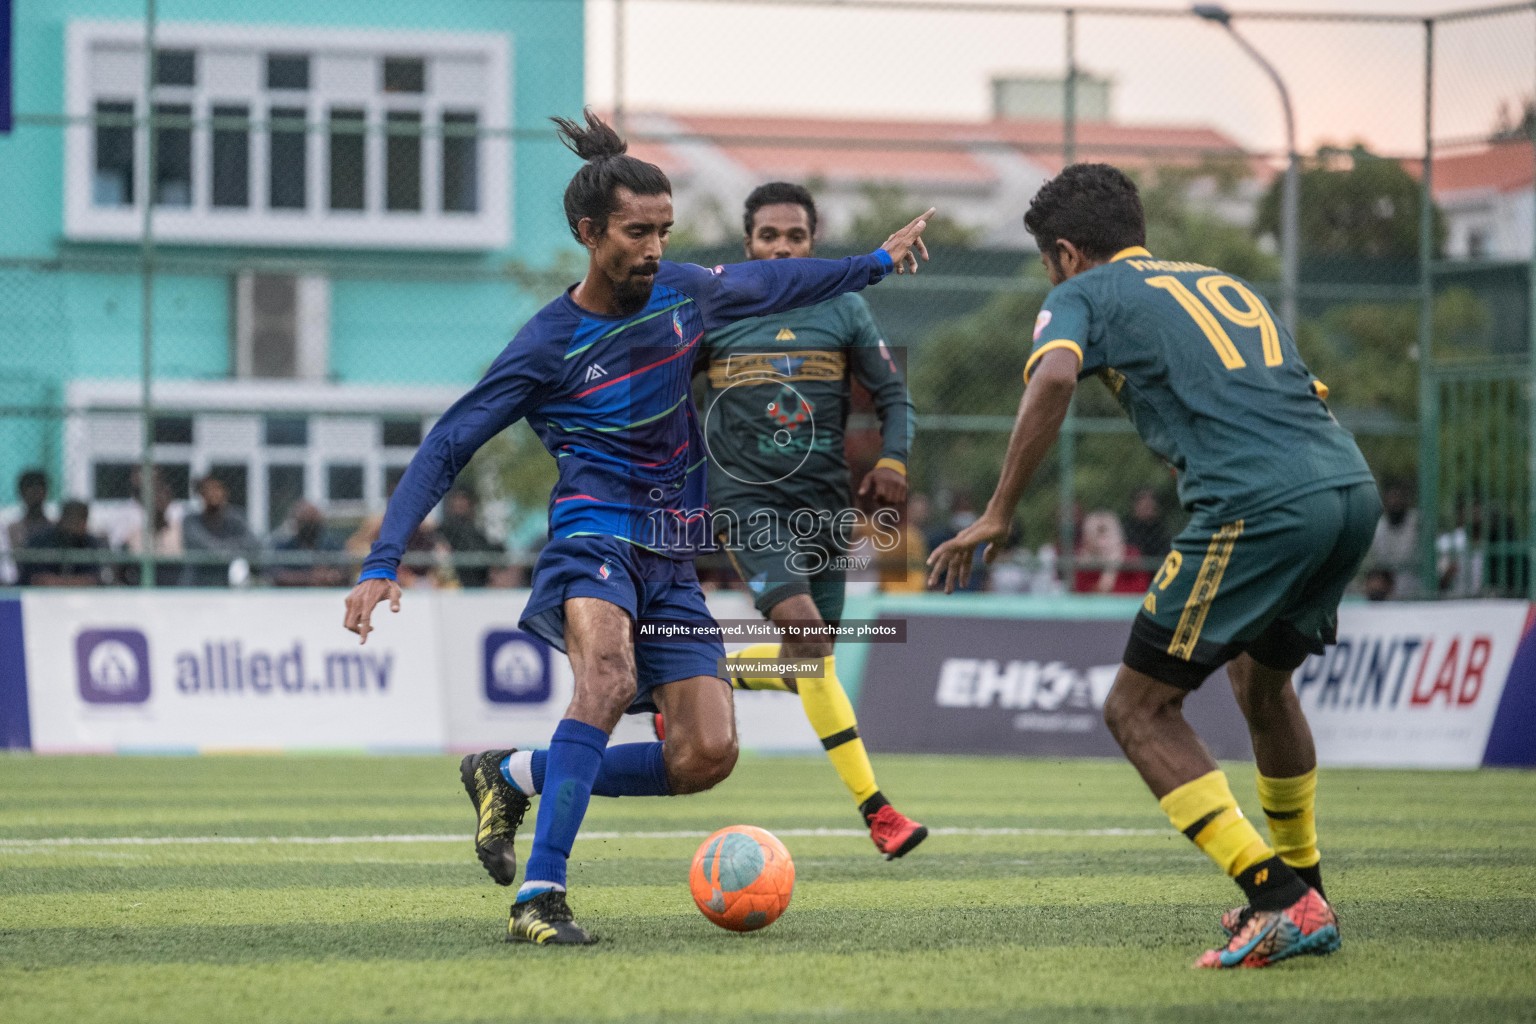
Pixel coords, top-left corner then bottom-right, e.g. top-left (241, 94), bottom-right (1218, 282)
top-left (482, 631), bottom-right (552, 704)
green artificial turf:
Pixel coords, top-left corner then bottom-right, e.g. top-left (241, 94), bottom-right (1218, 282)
top-left (1, 754), bottom-right (1532, 1023)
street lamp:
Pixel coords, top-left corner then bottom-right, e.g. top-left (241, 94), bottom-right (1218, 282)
top-left (1194, 3), bottom-right (1300, 336)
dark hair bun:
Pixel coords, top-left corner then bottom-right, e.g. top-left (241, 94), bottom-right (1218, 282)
top-left (552, 107), bottom-right (628, 162)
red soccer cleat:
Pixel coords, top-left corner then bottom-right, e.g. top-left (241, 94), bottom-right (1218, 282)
top-left (869, 804), bottom-right (928, 860)
top-left (1196, 888), bottom-right (1341, 969)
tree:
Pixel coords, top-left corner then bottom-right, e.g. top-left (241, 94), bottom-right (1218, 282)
top-left (846, 183), bottom-right (979, 248)
top-left (1255, 146), bottom-right (1445, 263)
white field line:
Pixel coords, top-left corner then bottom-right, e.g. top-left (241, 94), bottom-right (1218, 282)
top-left (0, 826), bottom-right (1164, 849)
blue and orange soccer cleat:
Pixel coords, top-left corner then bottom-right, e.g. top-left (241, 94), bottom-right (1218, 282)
top-left (1196, 888), bottom-right (1340, 969)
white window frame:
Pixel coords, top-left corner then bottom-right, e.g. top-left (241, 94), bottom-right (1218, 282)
top-left (64, 20), bottom-right (512, 250)
top-left (65, 379), bottom-right (464, 536)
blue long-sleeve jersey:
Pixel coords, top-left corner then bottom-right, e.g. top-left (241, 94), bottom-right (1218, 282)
top-left (359, 249), bottom-right (895, 580)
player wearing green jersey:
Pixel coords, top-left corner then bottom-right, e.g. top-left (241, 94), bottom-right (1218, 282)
top-left (929, 165), bottom-right (1379, 968)
top-left (693, 182), bottom-right (927, 858)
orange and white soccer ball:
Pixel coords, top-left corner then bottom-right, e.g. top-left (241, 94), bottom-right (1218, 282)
top-left (689, 825), bottom-right (795, 932)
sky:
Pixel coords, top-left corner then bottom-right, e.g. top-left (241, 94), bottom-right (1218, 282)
top-left (584, 0), bottom-right (1535, 157)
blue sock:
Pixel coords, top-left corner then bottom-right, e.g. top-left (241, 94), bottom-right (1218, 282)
top-left (516, 745), bottom-right (667, 798)
top-left (519, 719), bottom-right (608, 897)
top-left (591, 742), bottom-right (670, 797)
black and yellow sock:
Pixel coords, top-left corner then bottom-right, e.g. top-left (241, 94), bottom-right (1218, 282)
top-left (1160, 770), bottom-right (1308, 912)
top-left (798, 655), bottom-right (882, 814)
top-left (724, 643), bottom-right (794, 692)
top-left (1257, 767), bottom-right (1324, 897)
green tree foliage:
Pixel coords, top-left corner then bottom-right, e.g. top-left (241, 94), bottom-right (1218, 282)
top-left (1256, 146), bottom-right (1445, 262)
top-left (846, 183), bottom-right (980, 247)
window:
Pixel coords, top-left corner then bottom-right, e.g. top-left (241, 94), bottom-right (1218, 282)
top-left (386, 111), bottom-right (422, 212)
top-left (266, 54), bottom-right (309, 91)
top-left (328, 109), bottom-right (366, 211)
top-left (94, 462), bottom-right (137, 500)
top-left (441, 112), bottom-right (479, 213)
top-left (159, 463), bottom-right (191, 501)
top-left (93, 102), bottom-right (135, 207)
top-left (155, 49), bottom-right (195, 87)
top-left (381, 419), bottom-right (422, 447)
top-left (384, 464), bottom-right (409, 497)
top-left (233, 272), bottom-right (329, 381)
top-left (268, 106), bottom-right (307, 210)
top-left (153, 415), bottom-right (194, 445)
top-left (328, 464), bottom-right (365, 502)
top-left (154, 103), bottom-right (193, 207)
top-left (66, 23), bottom-right (510, 248)
top-left (211, 105), bottom-right (250, 209)
top-left (264, 415), bottom-right (308, 446)
top-left (267, 464), bottom-right (306, 528)
top-left (382, 56), bottom-right (425, 94)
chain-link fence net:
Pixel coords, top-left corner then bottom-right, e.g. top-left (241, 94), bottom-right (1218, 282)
top-left (1, 0), bottom-right (1532, 598)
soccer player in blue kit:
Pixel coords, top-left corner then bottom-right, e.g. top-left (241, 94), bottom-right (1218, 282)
top-left (343, 110), bottom-right (933, 945)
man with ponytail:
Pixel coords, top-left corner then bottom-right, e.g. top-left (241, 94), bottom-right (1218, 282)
top-left (343, 109), bottom-right (934, 945)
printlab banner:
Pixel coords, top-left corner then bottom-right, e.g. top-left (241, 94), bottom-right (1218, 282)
top-left (856, 613), bottom-right (1252, 759)
top-left (22, 591), bottom-right (445, 751)
top-left (1295, 600), bottom-right (1530, 768)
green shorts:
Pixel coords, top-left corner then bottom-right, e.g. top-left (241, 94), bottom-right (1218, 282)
top-left (1125, 481), bottom-right (1381, 689)
top-left (718, 531), bottom-right (847, 624)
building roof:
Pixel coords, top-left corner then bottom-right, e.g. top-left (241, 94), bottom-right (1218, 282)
top-left (625, 111), bottom-right (1255, 188)
top-left (1430, 141), bottom-right (1535, 196)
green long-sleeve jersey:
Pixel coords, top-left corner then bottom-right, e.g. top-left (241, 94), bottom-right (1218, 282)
top-left (697, 291), bottom-right (913, 522)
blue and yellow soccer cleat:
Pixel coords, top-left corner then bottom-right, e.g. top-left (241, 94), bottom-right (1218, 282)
top-left (460, 749), bottom-right (530, 887)
top-left (507, 889), bottom-right (598, 946)
top-left (1197, 888), bottom-right (1340, 969)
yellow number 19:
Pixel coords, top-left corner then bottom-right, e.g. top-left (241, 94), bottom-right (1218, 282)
top-left (1146, 275), bottom-right (1282, 370)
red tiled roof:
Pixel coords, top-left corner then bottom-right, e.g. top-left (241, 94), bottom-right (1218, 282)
top-left (1431, 141), bottom-right (1535, 195)
top-left (624, 112), bottom-right (1253, 186)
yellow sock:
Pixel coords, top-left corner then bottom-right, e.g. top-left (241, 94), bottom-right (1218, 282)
top-left (798, 655), bottom-right (880, 807)
top-left (725, 643), bottom-right (793, 692)
top-left (1159, 770), bottom-right (1273, 878)
top-left (1256, 768), bottom-right (1320, 870)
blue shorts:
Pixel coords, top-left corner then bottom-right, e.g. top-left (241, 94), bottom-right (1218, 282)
top-left (519, 536), bottom-right (725, 715)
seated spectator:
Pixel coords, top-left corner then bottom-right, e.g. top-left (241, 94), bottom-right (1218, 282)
top-left (1364, 568), bottom-right (1394, 602)
top-left (439, 488), bottom-right (507, 589)
top-left (1369, 478), bottom-right (1420, 598)
top-left (270, 502), bottom-right (347, 587)
top-left (877, 492), bottom-right (931, 593)
top-left (182, 475), bottom-right (258, 587)
top-left (119, 469), bottom-right (184, 586)
top-left (21, 500), bottom-right (107, 586)
top-left (1123, 486), bottom-right (1172, 571)
top-left (1073, 510), bottom-right (1152, 595)
top-left (8, 468), bottom-right (53, 551)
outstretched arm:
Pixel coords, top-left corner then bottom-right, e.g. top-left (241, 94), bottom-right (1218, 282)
top-left (925, 348), bottom-right (1078, 593)
top-left (344, 331), bottom-right (558, 642)
top-left (687, 209), bottom-right (935, 329)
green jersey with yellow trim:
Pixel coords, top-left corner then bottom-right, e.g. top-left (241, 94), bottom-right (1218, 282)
top-left (1026, 246), bottom-right (1372, 521)
top-left (699, 291), bottom-right (913, 521)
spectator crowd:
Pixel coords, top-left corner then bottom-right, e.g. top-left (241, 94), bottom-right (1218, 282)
top-left (0, 468), bottom-right (517, 589)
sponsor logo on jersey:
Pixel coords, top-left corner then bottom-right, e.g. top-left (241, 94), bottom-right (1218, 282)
top-left (673, 309), bottom-right (685, 341)
top-left (597, 560), bottom-right (612, 580)
top-left (775, 328), bottom-right (796, 341)
top-left (765, 384), bottom-right (813, 430)
top-left (584, 363), bottom-right (608, 382)
top-left (1033, 310), bottom-right (1052, 342)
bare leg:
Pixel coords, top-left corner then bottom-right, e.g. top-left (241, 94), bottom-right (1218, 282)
top-left (1227, 653), bottom-right (1316, 778)
top-left (1102, 663), bottom-right (1220, 799)
top-left (562, 597), bottom-right (640, 731)
top-left (768, 592), bottom-right (835, 690)
top-left (653, 675), bottom-right (738, 795)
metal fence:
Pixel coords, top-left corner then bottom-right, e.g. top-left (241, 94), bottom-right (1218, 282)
top-left (1, 0), bottom-right (1533, 598)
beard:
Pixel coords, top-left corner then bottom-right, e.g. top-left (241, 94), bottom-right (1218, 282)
top-left (613, 268), bottom-right (657, 315)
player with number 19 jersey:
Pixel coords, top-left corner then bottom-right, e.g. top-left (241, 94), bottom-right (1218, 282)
top-left (1026, 246), bottom-right (1372, 523)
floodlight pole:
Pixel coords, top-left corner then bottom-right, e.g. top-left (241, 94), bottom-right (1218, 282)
top-left (137, 0), bottom-right (158, 589)
top-left (1194, 5), bottom-right (1299, 336)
